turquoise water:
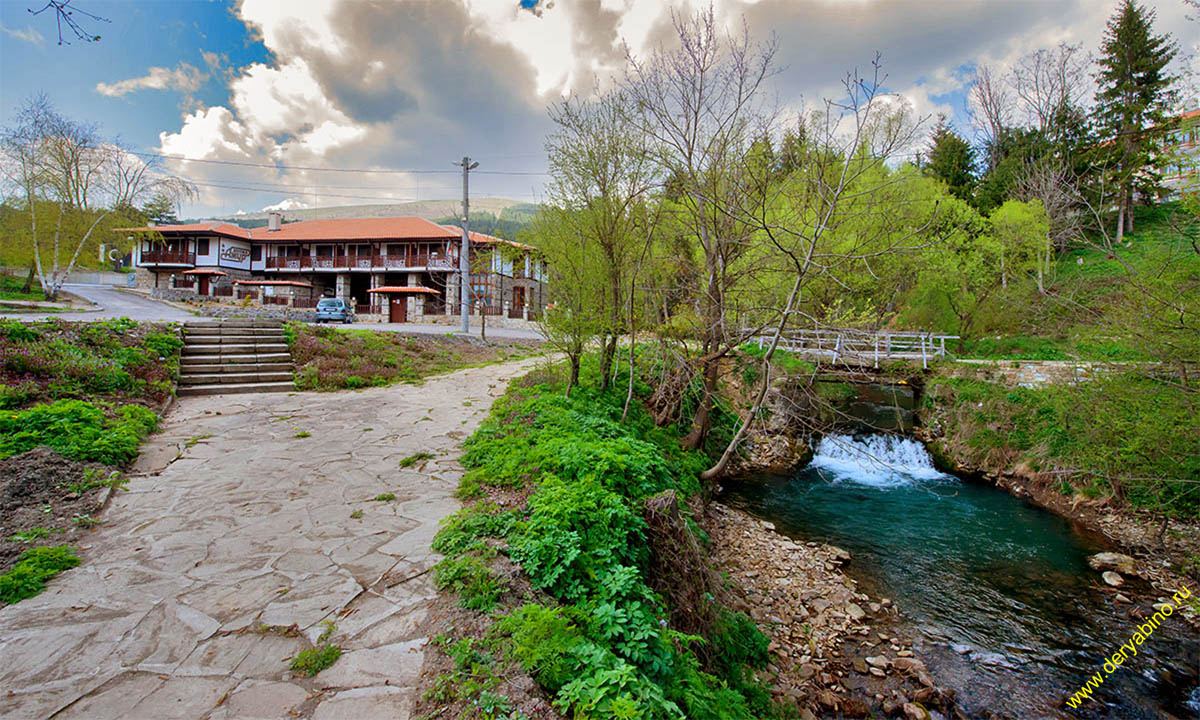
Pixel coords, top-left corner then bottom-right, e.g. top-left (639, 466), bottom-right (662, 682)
top-left (723, 434), bottom-right (1199, 719)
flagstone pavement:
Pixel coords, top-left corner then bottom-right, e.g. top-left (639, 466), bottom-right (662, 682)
top-left (0, 356), bottom-right (546, 720)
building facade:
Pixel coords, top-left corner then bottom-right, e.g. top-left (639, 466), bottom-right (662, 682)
top-left (128, 213), bottom-right (547, 322)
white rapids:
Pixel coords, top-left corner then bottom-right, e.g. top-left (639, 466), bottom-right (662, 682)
top-left (809, 433), bottom-right (948, 486)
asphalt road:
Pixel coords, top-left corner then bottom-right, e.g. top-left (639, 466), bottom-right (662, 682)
top-left (2, 284), bottom-right (545, 341)
top-left (0, 284), bottom-right (194, 322)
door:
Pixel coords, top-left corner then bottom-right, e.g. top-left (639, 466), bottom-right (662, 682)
top-left (390, 296), bottom-right (407, 323)
top-left (512, 286), bottom-right (525, 312)
top-left (198, 276), bottom-right (209, 295)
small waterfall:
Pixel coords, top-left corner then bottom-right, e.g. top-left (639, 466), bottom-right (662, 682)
top-left (809, 433), bottom-right (947, 486)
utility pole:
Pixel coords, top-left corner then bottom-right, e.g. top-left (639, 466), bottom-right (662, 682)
top-left (455, 156), bottom-right (479, 334)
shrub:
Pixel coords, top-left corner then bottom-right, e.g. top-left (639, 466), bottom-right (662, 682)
top-left (0, 545), bottom-right (80, 605)
top-left (0, 400), bottom-right (157, 465)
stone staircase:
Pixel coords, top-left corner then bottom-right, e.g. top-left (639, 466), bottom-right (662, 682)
top-left (177, 319), bottom-right (295, 396)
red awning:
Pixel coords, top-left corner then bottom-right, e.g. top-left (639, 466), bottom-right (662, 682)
top-left (367, 286), bottom-right (441, 294)
top-left (182, 269), bottom-right (228, 276)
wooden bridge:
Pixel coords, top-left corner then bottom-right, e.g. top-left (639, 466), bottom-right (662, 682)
top-left (747, 328), bottom-right (959, 369)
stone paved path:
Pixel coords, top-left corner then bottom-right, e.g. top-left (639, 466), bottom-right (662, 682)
top-left (0, 356), bottom-right (544, 720)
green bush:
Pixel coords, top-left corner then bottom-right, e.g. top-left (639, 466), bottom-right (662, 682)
top-left (0, 545), bottom-right (80, 605)
top-left (0, 400), bottom-right (158, 465)
top-left (436, 379), bottom-right (769, 720)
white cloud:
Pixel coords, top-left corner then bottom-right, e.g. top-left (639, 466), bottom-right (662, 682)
top-left (1, 24), bottom-right (45, 46)
top-left (96, 63), bottom-right (207, 97)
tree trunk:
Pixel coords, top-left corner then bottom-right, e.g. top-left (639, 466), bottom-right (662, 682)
top-left (1115, 189), bottom-right (1126, 246)
top-left (565, 353), bottom-right (581, 397)
top-left (599, 334), bottom-right (616, 392)
top-left (1125, 190), bottom-right (1134, 235)
top-left (681, 357), bottom-right (718, 450)
top-left (21, 262), bottom-right (35, 294)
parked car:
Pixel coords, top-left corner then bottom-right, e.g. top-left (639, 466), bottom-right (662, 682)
top-left (314, 297), bottom-right (354, 323)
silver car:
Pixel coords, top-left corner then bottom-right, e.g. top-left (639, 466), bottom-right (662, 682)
top-left (314, 297), bottom-right (353, 323)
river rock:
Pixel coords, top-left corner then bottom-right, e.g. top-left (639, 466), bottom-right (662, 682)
top-left (852, 658), bottom-right (868, 673)
top-left (1102, 571), bottom-right (1124, 587)
top-left (1088, 552), bottom-right (1135, 575)
top-left (841, 698), bottom-right (870, 718)
top-left (902, 702), bottom-right (931, 720)
top-left (869, 667), bottom-right (886, 677)
top-left (866, 655), bottom-right (889, 669)
top-left (846, 602), bottom-right (867, 621)
top-left (830, 545), bottom-right (852, 562)
top-left (892, 657), bottom-right (928, 675)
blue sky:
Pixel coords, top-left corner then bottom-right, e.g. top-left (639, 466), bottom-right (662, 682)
top-left (1, 1), bottom-right (1194, 218)
top-left (1, 1), bottom-right (266, 151)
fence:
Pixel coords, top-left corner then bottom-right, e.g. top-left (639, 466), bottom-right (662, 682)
top-left (292, 297), bottom-right (319, 309)
top-left (746, 328), bottom-right (959, 369)
top-left (263, 296), bottom-right (289, 306)
top-left (214, 286), bottom-right (234, 297)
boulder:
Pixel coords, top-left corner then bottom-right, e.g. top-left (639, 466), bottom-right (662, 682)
top-left (1102, 571), bottom-right (1124, 587)
top-left (1088, 552), bottom-right (1135, 575)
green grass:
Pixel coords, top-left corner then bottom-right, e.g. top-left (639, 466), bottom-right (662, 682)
top-left (0, 273), bottom-right (44, 302)
top-left (398, 451), bottom-right (435, 468)
top-left (373, 492), bottom-right (396, 502)
top-left (956, 335), bottom-right (1150, 361)
top-left (924, 371), bottom-right (1200, 517)
top-left (290, 644), bottom-right (342, 677)
top-left (0, 545), bottom-right (80, 605)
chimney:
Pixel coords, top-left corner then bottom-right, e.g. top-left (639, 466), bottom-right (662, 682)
top-left (268, 211), bottom-right (282, 231)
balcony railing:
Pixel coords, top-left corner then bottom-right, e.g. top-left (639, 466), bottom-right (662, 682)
top-left (141, 250), bottom-right (195, 265)
top-left (265, 253), bottom-right (455, 270)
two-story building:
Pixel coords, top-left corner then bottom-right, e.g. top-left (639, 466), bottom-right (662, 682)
top-left (128, 212), bottom-right (547, 322)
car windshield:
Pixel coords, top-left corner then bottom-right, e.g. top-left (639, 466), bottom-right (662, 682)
top-left (317, 299), bottom-right (341, 308)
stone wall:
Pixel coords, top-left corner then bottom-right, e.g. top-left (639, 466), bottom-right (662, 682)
top-left (151, 287), bottom-right (200, 302)
top-left (201, 305), bottom-right (317, 322)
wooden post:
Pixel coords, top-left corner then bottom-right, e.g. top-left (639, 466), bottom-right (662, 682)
top-left (920, 334), bottom-right (928, 369)
top-left (874, 334), bottom-right (879, 368)
top-left (833, 335), bottom-right (841, 365)
top-left (940, 336), bottom-right (946, 358)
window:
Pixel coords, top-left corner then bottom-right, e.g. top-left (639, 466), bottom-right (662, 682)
top-left (251, 246), bottom-right (262, 261)
top-left (197, 238), bottom-right (210, 255)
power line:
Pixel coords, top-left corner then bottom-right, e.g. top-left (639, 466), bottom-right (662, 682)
top-left (127, 150), bottom-right (549, 176)
top-left (187, 179), bottom-right (545, 203)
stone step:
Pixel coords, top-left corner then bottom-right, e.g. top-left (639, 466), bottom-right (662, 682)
top-left (184, 334), bottom-right (286, 345)
top-left (183, 327), bottom-right (286, 338)
top-left (179, 371), bottom-right (294, 385)
top-left (177, 381), bottom-right (295, 396)
top-left (179, 362), bottom-right (294, 374)
top-left (182, 343), bottom-right (289, 355)
top-left (184, 319), bottom-right (284, 329)
top-left (181, 353), bottom-right (293, 365)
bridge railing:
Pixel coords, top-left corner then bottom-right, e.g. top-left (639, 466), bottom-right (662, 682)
top-left (744, 328), bottom-right (959, 369)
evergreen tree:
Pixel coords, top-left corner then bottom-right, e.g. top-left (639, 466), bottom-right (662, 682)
top-left (1094, 0), bottom-right (1178, 241)
top-left (141, 193), bottom-right (178, 225)
top-left (925, 116), bottom-right (976, 203)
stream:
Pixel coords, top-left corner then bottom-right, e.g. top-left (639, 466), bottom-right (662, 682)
top-left (722, 433), bottom-right (1199, 719)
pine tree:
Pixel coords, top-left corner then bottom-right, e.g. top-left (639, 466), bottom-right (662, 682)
top-left (925, 116), bottom-right (976, 203)
top-left (1095, 0), bottom-right (1178, 241)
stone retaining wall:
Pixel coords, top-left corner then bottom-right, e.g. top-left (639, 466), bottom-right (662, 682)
top-left (200, 305), bottom-right (317, 322)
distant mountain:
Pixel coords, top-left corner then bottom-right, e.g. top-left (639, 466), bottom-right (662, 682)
top-left (183, 198), bottom-right (536, 228)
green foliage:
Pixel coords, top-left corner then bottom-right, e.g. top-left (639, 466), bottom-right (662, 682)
top-left (435, 549), bottom-right (505, 612)
top-left (372, 492), bottom-right (396, 502)
top-left (924, 117), bottom-right (976, 203)
top-left (0, 545), bottom-right (80, 605)
top-left (424, 636), bottom-right (519, 719)
top-left (289, 644), bottom-right (342, 677)
top-left (0, 400), bottom-right (157, 465)
top-left (436, 378), bottom-right (771, 720)
top-left (926, 373), bottom-right (1199, 517)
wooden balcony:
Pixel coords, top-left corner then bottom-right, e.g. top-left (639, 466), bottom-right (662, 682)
top-left (141, 250), bottom-right (195, 265)
top-left (265, 253), bottom-right (455, 271)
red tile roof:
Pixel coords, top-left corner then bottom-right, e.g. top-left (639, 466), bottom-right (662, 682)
top-left (121, 217), bottom-right (459, 244)
top-left (182, 269), bottom-right (227, 275)
top-left (250, 217), bottom-right (459, 242)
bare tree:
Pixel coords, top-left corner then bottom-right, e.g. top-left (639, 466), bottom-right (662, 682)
top-left (969, 63), bottom-right (1014, 171)
top-left (1011, 43), bottom-right (1091, 138)
top-left (1016, 158), bottom-right (1085, 291)
top-left (1, 96), bottom-right (194, 299)
top-left (28, 0), bottom-right (109, 45)
top-left (623, 7), bottom-right (779, 450)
